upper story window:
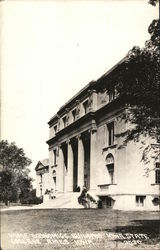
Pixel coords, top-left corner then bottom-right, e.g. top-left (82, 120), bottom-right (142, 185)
top-left (62, 116), bottom-right (67, 128)
top-left (107, 122), bottom-right (114, 146)
top-left (155, 163), bottom-right (160, 184)
top-left (108, 88), bottom-right (115, 102)
top-left (53, 149), bottom-right (57, 165)
top-left (83, 100), bottom-right (89, 114)
top-left (72, 109), bottom-right (76, 122)
top-left (54, 125), bottom-right (57, 134)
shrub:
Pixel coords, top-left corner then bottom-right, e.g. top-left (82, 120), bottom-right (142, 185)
top-left (20, 196), bottom-right (42, 205)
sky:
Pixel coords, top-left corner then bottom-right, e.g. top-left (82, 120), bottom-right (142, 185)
top-left (1, 0), bottom-right (158, 185)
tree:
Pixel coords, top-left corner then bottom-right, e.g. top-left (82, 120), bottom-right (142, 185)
top-left (106, 1), bottom-right (160, 165)
top-left (148, 0), bottom-right (159, 6)
top-left (0, 140), bottom-right (32, 204)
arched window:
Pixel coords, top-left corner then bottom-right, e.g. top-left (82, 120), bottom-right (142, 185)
top-left (106, 154), bottom-right (114, 184)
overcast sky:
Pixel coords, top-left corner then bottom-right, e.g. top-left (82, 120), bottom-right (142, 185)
top-left (1, 0), bottom-right (158, 184)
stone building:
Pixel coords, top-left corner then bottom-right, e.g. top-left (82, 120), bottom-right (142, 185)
top-left (38, 59), bottom-right (160, 210)
top-left (35, 159), bottom-right (50, 197)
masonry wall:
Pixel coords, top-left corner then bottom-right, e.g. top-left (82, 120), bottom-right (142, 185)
top-left (36, 172), bottom-right (50, 197)
top-left (93, 110), bottom-right (159, 210)
top-left (47, 84), bottom-right (159, 210)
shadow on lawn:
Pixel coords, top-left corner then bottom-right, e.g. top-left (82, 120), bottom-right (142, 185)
top-left (96, 220), bottom-right (160, 245)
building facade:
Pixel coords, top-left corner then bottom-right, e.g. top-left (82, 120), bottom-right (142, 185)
top-left (43, 60), bottom-right (160, 210)
top-left (35, 159), bottom-right (50, 197)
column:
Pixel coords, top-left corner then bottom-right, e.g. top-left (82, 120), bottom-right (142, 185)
top-left (49, 149), bottom-right (54, 190)
top-left (90, 129), bottom-right (97, 191)
top-left (77, 135), bottom-right (84, 191)
top-left (63, 143), bottom-right (68, 193)
top-left (67, 140), bottom-right (73, 192)
top-left (57, 145), bottom-right (64, 193)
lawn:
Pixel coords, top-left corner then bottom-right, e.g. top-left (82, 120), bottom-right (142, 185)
top-left (1, 209), bottom-right (160, 250)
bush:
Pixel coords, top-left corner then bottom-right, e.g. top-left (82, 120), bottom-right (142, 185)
top-left (20, 189), bottom-right (43, 205)
top-left (20, 196), bottom-right (42, 205)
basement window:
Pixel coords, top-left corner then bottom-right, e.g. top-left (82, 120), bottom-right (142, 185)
top-left (136, 196), bottom-right (146, 207)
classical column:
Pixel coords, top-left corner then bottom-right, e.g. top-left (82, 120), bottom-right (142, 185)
top-left (67, 140), bottom-right (73, 192)
top-left (57, 145), bottom-right (64, 193)
top-left (90, 129), bottom-right (97, 191)
top-left (64, 143), bottom-right (68, 193)
top-left (77, 134), bottom-right (84, 191)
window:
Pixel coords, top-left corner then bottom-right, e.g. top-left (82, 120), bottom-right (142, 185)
top-left (83, 100), bottom-right (89, 114)
top-left (62, 116), bottom-right (67, 128)
top-left (107, 122), bottom-right (114, 146)
top-left (54, 125), bottom-right (57, 134)
top-left (106, 197), bottom-right (112, 207)
top-left (101, 196), bottom-right (114, 208)
top-left (136, 196), bottom-right (146, 207)
top-left (40, 187), bottom-right (42, 196)
top-left (155, 163), bottom-right (160, 184)
top-left (108, 165), bottom-right (114, 184)
top-left (53, 149), bottom-right (57, 165)
top-left (53, 176), bottom-right (56, 187)
top-left (106, 154), bottom-right (114, 184)
top-left (108, 88), bottom-right (115, 102)
top-left (72, 109), bottom-right (76, 122)
top-left (40, 174), bottom-right (42, 184)
top-left (52, 170), bottom-right (56, 177)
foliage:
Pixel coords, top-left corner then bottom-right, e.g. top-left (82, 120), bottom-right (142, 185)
top-left (115, 39), bottom-right (160, 143)
top-left (148, 0), bottom-right (159, 6)
top-left (0, 140), bottom-right (32, 204)
top-left (0, 170), bottom-right (18, 204)
top-left (20, 189), bottom-right (42, 205)
top-left (78, 188), bottom-right (97, 208)
top-left (0, 140), bottom-right (31, 174)
top-left (107, 1), bottom-right (160, 164)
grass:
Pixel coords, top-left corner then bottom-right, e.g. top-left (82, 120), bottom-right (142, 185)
top-left (1, 209), bottom-right (160, 250)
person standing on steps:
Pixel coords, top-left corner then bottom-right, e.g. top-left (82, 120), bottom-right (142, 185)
top-left (50, 188), bottom-right (56, 199)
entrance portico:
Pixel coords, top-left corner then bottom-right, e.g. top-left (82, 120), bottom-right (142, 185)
top-left (57, 130), bottom-right (93, 193)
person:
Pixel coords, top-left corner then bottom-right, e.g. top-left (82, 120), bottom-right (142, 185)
top-left (45, 189), bottom-right (50, 195)
top-left (78, 186), bottom-right (89, 208)
top-left (50, 188), bottom-right (56, 199)
top-left (78, 186), bottom-right (98, 208)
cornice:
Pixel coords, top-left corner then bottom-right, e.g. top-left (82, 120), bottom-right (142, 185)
top-left (46, 111), bottom-right (95, 146)
top-left (46, 97), bottom-right (125, 147)
top-left (47, 58), bottom-right (126, 126)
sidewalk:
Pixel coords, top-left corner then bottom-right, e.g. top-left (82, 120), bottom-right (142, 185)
top-left (1, 205), bottom-right (39, 211)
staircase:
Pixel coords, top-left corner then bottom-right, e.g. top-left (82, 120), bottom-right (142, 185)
top-left (35, 192), bottom-right (84, 209)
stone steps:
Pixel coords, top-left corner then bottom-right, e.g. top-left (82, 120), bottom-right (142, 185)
top-left (35, 192), bottom-right (84, 209)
